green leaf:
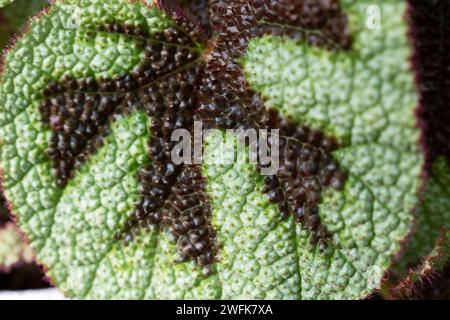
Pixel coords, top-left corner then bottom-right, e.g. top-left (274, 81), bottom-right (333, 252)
top-left (0, 175), bottom-right (33, 273)
top-left (391, 228), bottom-right (449, 299)
top-left (0, 0), bottom-right (14, 8)
top-left (241, 1), bottom-right (422, 298)
top-left (0, 222), bottom-right (33, 271)
top-left (397, 158), bottom-right (450, 270)
top-left (0, 0), bottom-right (424, 299)
top-left (0, 0), bottom-right (48, 49)
top-left (390, 1), bottom-right (450, 276)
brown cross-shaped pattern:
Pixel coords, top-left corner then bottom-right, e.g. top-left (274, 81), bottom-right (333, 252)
top-left (38, 0), bottom-right (351, 275)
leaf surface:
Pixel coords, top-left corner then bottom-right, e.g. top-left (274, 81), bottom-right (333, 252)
top-left (0, 222), bottom-right (33, 271)
top-left (0, 0), bottom-right (424, 299)
top-left (0, 0), bottom-right (48, 49)
top-left (397, 158), bottom-right (450, 271)
top-left (394, 0), bottom-right (450, 273)
top-left (0, 0), bottom-right (14, 8)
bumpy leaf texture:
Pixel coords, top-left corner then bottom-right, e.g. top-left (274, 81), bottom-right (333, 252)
top-left (396, 0), bottom-right (450, 271)
top-left (0, 0), bottom-right (47, 278)
top-left (0, 0), bottom-right (425, 299)
top-left (0, 222), bottom-right (33, 271)
top-left (0, 0), bottom-right (49, 51)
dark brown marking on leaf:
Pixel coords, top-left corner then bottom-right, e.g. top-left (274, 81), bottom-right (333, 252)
top-left (408, 0), bottom-right (450, 167)
top-left (196, 0), bottom-right (349, 248)
top-left (165, 165), bottom-right (217, 273)
top-left (155, 0), bottom-right (212, 43)
top-left (98, 22), bottom-right (198, 47)
top-left (120, 63), bottom-right (219, 272)
top-left (39, 86), bottom-right (125, 186)
top-left (178, 0), bottom-right (212, 37)
top-left (98, 23), bottom-right (150, 39)
top-left (39, 29), bottom-right (201, 186)
top-left (38, 0), bottom-right (351, 271)
top-left (252, 0), bottom-right (352, 49)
